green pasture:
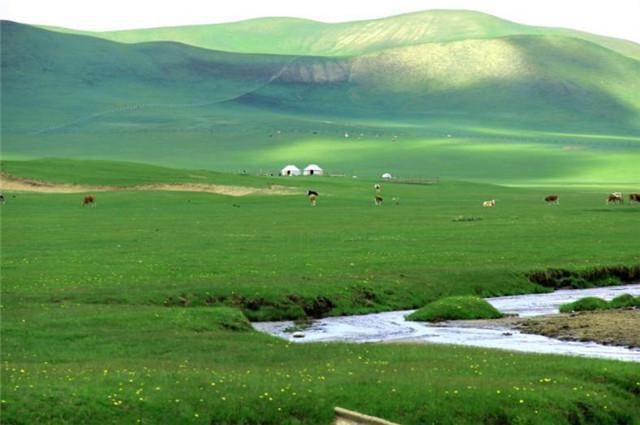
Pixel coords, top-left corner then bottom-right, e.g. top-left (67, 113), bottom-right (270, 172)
top-left (2, 159), bottom-right (639, 320)
top-left (2, 160), bottom-right (640, 424)
top-left (3, 107), bottom-right (640, 185)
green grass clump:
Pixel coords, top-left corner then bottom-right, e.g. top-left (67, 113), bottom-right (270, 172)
top-left (560, 297), bottom-right (610, 313)
top-left (560, 294), bottom-right (640, 313)
top-left (407, 296), bottom-right (503, 322)
top-left (608, 294), bottom-right (640, 310)
top-left (561, 294), bottom-right (640, 312)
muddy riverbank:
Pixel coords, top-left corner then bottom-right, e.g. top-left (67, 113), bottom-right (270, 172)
top-left (514, 309), bottom-right (640, 348)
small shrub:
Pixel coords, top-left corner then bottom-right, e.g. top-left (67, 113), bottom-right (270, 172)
top-left (608, 294), bottom-right (640, 310)
top-left (559, 297), bottom-right (609, 313)
top-left (407, 296), bottom-right (503, 322)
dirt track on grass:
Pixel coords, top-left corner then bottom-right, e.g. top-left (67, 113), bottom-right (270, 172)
top-left (0, 173), bottom-right (298, 197)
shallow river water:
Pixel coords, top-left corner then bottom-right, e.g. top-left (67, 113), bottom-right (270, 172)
top-left (253, 284), bottom-right (640, 362)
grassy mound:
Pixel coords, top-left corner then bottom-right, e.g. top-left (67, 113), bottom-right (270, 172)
top-left (407, 296), bottom-right (503, 322)
top-left (609, 294), bottom-right (640, 309)
top-left (559, 297), bottom-right (609, 313)
top-left (560, 294), bottom-right (640, 312)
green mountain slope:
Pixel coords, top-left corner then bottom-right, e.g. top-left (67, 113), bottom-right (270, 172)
top-left (247, 35), bottom-right (640, 127)
top-left (1, 21), bottom-right (294, 133)
top-left (2, 19), bottom-right (639, 183)
top-left (43, 10), bottom-right (640, 60)
top-left (4, 21), bottom-right (638, 131)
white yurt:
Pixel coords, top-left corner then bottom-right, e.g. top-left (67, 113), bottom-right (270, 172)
top-left (303, 164), bottom-right (324, 176)
top-left (381, 172), bottom-right (393, 180)
top-left (280, 165), bottom-right (301, 176)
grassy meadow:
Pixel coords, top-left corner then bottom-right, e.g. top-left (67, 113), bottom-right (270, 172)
top-left (2, 8), bottom-right (640, 423)
top-left (2, 159), bottom-right (640, 424)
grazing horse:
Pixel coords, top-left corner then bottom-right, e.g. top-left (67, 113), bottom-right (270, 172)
top-left (544, 195), bottom-right (559, 205)
top-left (374, 195), bottom-right (383, 206)
top-left (629, 193), bottom-right (640, 203)
top-left (307, 190), bottom-right (318, 206)
top-left (607, 192), bottom-right (623, 204)
top-left (0, 193), bottom-right (5, 204)
top-left (482, 200), bottom-right (496, 207)
top-left (82, 195), bottom-right (96, 207)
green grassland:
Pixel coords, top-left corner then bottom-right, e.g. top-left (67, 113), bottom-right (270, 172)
top-left (2, 160), bottom-right (640, 424)
top-left (2, 159), bottom-right (639, 320)
top-left (2, 10), bottom-right (640, 423)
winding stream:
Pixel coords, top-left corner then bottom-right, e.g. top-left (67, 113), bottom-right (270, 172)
top-left (253, 284), bottom-right (640, 362)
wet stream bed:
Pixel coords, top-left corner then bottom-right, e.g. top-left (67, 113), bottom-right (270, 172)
top-left (253, 284), bottom-right (640, 362)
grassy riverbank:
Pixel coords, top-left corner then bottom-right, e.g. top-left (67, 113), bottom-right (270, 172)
top-left (3, 303), bottom-right (640, 425)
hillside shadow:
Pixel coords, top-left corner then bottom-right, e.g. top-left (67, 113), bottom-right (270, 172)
top-left (229, 34), bottom-right (640, 134)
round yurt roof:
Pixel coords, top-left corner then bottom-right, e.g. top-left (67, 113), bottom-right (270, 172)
top-left (381, 172), bottom-right (393, 179)
top-left (280, 165), bottom-right (301, 175)
top-left (304, 164), bottom-right (323, 171)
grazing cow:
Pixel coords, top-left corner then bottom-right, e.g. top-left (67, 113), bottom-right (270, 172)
top-left (544, 195), bottom-right (560, 205)
top-left (374, 195), bottom-right (383, 206)
top-left (629, 193), bottom-right (640, 203)
top-left (482, 200), bottom-right (496, 207)
top-left (307, 190), bottom-right (318, 206)
top-left (0, 193), bottom-right (4, 204)
top-left (607, 192), bottom-right (623, 204)
top-left (374, 184), bottom-right (381, 192)
top-left (82, 195), bottom-right (96, 207)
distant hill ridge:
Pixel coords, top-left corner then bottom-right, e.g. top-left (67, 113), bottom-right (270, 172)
top-left (38, 10), bottom-right (640, 60)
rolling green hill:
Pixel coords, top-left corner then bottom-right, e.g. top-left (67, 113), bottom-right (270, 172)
top-left (43, 10), bottom-right (640, 60)
top-left (2, 13), bottom-right (640, 184)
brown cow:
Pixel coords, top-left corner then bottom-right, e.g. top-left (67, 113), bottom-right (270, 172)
top-left (544, 195), bottom-right (559, 205)
top-left (629, 193), bottom-right (640, 203)
top-left (82, 195), bottom-right (96, 207)
top-left (607, 192), bottom-right (623, 204)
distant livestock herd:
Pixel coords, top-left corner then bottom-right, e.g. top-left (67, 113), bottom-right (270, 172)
top-left (480, 192), bottom-right (639, 207)
top-left (303, 187), bottom-right (639, 208)
top-left (0, 191), bottom-right (638, 208)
